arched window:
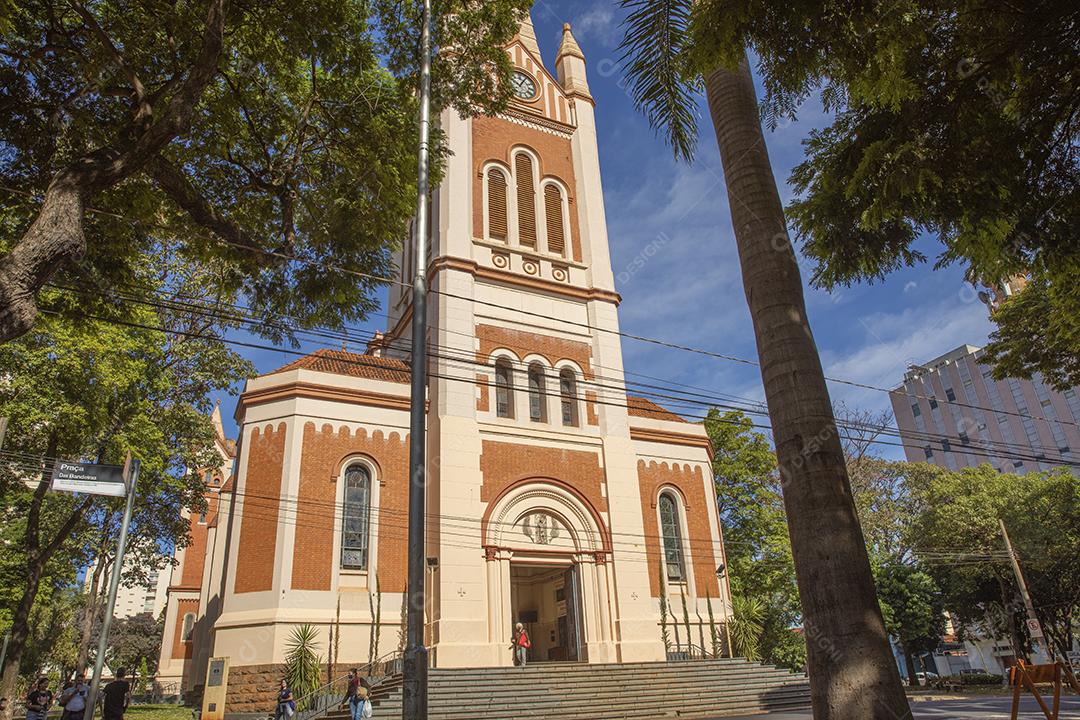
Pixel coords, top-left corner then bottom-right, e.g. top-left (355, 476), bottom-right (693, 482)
top-left (544, 183), bottom-right (566, 256)
top-left (487, 168), bottom-right (509, 241)
top-left (341, 465), bottom-right (372, 570)
top-left (658, 493), bottom-right (685, 581)
top-left (528, 363), bottom-right (547, 422)
top-left (515, 153), bottom-right (538, 248)
top-left (559, 368), bottom-right (578, 426)
top-left (181, 612), bottom-right (196, 642)
top-left (495, 359), bottom-right (514, 419)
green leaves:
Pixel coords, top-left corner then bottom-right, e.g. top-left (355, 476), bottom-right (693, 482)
top-left (284, 624), bottom-right (324, 708)
top-left (618, 0), bottom-right (703, 162)
top-left (730, 595), bottom-right (765, 662)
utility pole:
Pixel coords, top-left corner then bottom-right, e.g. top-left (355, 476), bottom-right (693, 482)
top-left (999, 518), bottom-right (1045, 663)
top-left (402, 0), bottom-right (433, 718)
top-left (84, 459), bottom-right (140, 720)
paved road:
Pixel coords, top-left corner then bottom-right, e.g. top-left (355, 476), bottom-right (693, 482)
top-left (717, 696), bottom-right (1080, 719)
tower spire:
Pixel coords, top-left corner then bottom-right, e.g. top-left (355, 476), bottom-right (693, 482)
top-left (556, 23), bottom-right (591, 100)
top-left (515, 10), bottom-right (542, 60)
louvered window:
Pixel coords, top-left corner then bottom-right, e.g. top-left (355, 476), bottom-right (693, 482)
top-left (487, 169), bottom-right (508, 241)
top-left (544, 184), bottom-right (566, 256)
top-left (528, 363), bottom-right (546, 422)
top-left (495, 359), bottom-right (514, 419)
top-left (515, 154), bottom-right (537, 248)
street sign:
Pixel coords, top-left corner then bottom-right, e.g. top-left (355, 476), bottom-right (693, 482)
top-left (1026, 618), bottom-right (1045, 639)
top-left (51, 461), bottom-right (127, 497)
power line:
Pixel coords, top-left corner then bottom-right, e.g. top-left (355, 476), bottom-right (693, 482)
top-left (4, 181), bottom-right (1077, 435)
top-left (36, 282), bottom-right (1080, 470)
top-left (35, 302), bottom-right (1080, 472)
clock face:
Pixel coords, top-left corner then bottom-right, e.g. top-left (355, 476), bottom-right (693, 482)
top-left (510, 71), bottom-right (537, 100)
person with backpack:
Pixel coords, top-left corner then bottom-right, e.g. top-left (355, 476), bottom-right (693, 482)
top-left (343, 669), bottom-right (372, 719)
top-left (25, 678), bottom-right (53, 720)
top-left (511, 623), bottom-right (531, 667)
top-left (274, 679), bottom-right (295, 720)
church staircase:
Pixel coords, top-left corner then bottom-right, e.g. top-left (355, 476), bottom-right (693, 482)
top-left (335, 659), bottom-right (810, 719)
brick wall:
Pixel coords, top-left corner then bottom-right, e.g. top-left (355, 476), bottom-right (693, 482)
top-left (479, 440), bottom-right (608, 529)
top-left (472, 115), bottom-right (582, 262)
top-left (235, 423), bottom-right (287, 594)
top-left (637, 460), bottom-right (720, 598)
top-left (291, 422), bottom-right (410, 593)
top-left (172, 598), bottom-right (200, 660)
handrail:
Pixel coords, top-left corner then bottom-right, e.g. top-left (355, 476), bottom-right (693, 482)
top-left (292, 650), bottom-right (406, 720)
top-left (667, 643), bottom-right (721, 661)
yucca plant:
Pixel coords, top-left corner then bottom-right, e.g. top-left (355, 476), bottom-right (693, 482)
top-left (729, 595), bottom-right (764, 662)
top-left (284, 624), bottom-right (323, 710)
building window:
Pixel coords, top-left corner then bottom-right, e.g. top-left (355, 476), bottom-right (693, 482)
top-left (495, 359), bottom-right (514, 419)
top-left (929, 397), bottom-right (938, 409)
top-left (181, 612), bottom-right (195, 642)
top-left (514, 153), bottom-right (538, 248)
top-left (946, 388), bottom-right (956, 402)
top-left (341, 465), bottom-right (372, 570)
top-left (486, 168), bottom-right (508, 241)
top-left (911, 403), bottom-right (921, 418)
top-left (658, 493), bottom-right (685, 581)
top-left (942, 439), bottom-right (952, 453)
top-left (528, 363), bottom-right (547, 422)
top-left (924, 446), bottom-right (934, 459)
top-left (559, 368), bottom-right (578, 427)
top-left (198, 511), bottom-right (207, 524)
top-left (543, 183), bottom-right (566, 256)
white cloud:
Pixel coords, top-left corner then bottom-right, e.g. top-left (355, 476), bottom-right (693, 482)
top-left (903, 281), bottom-right (918, 293)
top-left (571, 4), bottom-right (621, 48)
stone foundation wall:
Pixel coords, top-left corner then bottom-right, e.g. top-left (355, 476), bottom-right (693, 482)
top-left (224, 663), bottom-right (357, 715)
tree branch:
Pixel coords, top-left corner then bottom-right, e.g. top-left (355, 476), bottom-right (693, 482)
top-left (145, 154), bottom-right (258, 252)
top-left (69, 0), bottom-right (151, 123)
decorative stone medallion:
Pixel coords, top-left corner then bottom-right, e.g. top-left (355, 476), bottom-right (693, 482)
top-left (492, 252), bottom-right (510, 269)
top-left (522, 513), bottom-right (561, 545)
top-left (551, 266), bottom-right (568, 282)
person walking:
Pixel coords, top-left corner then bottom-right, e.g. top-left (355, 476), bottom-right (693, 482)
top-left (343, 669), bottom-right (372, 720)
top-left (59, 673), bottom-right (89, 720)
top-left (25, 678), bottom-right (53, 720)
top-left (511, 623), bottom-right (531, 667)
top-left (274, 679), bottom-right (295, 720)
top-left (101, 669), bottom-right (131, 720)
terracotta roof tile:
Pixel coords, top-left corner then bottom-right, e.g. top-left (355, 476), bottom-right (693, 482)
top-left (626, 396), bottom-right (687, 423)
top-left (270, 348), bottom-right (410, 384)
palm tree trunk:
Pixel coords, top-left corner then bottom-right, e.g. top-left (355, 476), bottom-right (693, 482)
top-left (703, 54), bottom-right (910, 719)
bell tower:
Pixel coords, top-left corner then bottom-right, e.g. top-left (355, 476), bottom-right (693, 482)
top-left (379, 11), bottom-right (675, 667)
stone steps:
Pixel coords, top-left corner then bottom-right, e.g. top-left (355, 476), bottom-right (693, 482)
top-left (326, 660), bottom-right (810, 719)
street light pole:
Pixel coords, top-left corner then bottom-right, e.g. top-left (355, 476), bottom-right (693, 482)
top-left (84, 459), bottom-right (140, 720)
top-left (402, 1), bottom-right (433, 718)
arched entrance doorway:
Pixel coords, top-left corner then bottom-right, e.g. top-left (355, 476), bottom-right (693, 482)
top-left (482, 479), bottom-right (616, 665)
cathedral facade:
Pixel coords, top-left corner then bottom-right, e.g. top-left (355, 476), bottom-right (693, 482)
top-left (157, 15), bottom-right (733, 701)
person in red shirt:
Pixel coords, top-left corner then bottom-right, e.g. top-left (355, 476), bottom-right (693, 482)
top-left (511, 623), bottom-right (531, 667)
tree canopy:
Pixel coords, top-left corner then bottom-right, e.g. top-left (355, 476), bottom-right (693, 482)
top-left (0, 0), bottom-right (532, 342)
top-left (679, 1), bottom-right (1078, 387)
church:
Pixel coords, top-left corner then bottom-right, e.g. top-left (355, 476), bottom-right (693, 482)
top-left (156, 14), bottom-right (733, 708)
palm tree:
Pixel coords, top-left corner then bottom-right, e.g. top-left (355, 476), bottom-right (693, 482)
top-left (619, 3), bottom-right (910, 717)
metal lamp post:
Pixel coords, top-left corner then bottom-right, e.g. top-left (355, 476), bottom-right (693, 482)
top-left (402, 0), bottom-right (433, 717)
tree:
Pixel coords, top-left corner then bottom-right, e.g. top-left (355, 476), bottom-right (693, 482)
top-left (0, 270), bottom-right (252, 716)
top-left (0, 0), bottom-right (532, 343)
top-left (107, 613), bottom-right (164, 679)
top-left (875, 562), bottom-right (946, 687)
top-left (284, 624), bottom-right (323, 709)
top-left (620, 4), bottom-right (910, 717)
top-left (707, 409), bottom-right (804, 670)
top-left (686, 0), bottom-right (1079, 388)
top-left (910, 465), bottom-right (1080, 661)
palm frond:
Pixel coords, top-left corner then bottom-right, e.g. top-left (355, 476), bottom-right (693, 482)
top-left (618, 0), bottom-right (701, 162)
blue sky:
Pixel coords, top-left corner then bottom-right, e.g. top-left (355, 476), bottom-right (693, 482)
top-left (216, 1), bottom-right (996, 460)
